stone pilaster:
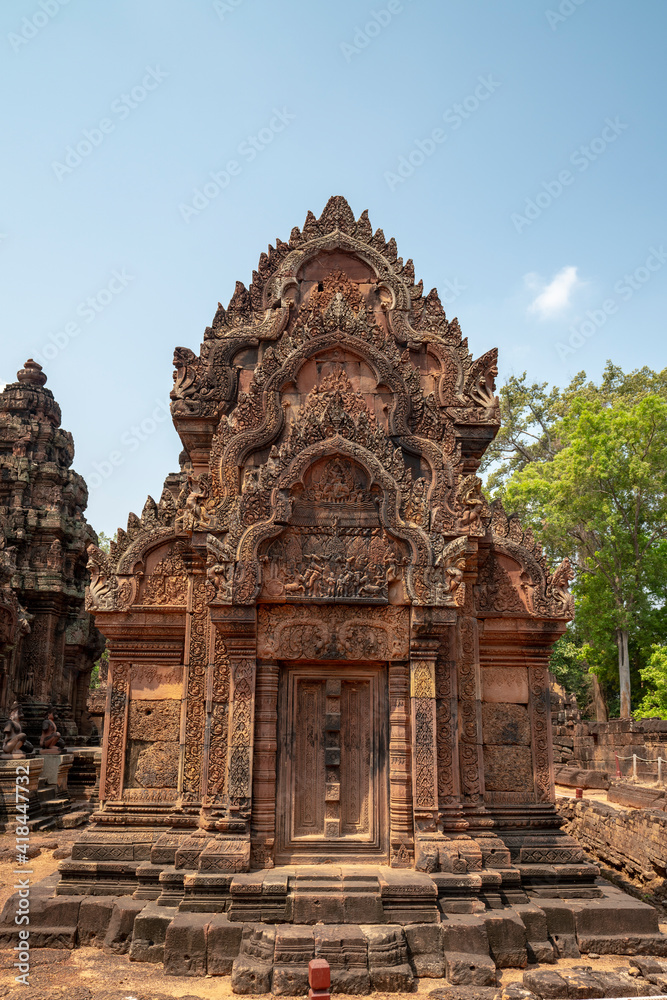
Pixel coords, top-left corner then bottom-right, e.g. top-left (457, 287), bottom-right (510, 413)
top-left (388, 659), bottom-right (413, 867)
top-left (179, 577), bottom-right (209, 808)
top-left (210, 605), bottom-right (257, 871)
top-left (251, 659), bottom-right (279, 868)
top-left (409, 637), bottom-right (440, 858)
top-left (457, 616), bottom-right (485, 811)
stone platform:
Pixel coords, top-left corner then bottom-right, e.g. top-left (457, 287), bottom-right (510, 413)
top-left (3, 865), bottom-right (667, 994)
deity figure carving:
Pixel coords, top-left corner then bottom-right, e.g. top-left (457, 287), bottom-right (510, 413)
top-left (40, 706), bottom-right (66, 751)
top-left (3, 704), bottom-right (34, 756)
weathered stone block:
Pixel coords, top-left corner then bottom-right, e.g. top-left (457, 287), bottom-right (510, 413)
top-left (129, 901), bottom-right (176, 963)
top-left (514, 904), bottom-right (555, 964)
top-left (404, 922), bottom-right (444, 978)
top-left (523, 969), bottom-right (569, 998)
top-left (231, 923), bottom-right (276, 994)
top-left (590, 970), bottom-right (647, 997)
top-left (78, 896), bottom-right (115, 947)
top-left (207, 912), bottom-right (243, 975)
top-left (272, 925), bottom-right (315, 995)
top-left (484, 911), bottom-right (527, 968)
top-left (163, 911), bottom-right (209, 975)
top-left (314, 924), bottom-right (369, 995)
top-left (128, 699), bottom-right (181, 741)
top-left (482, 666), bottom-right (529, 704)
top-left (103, 898), bottom-right (146, 954)
top-left (0, 890), bottom-right (82, 948)
top-left (445, 951), bottom-right (497, 986)
top-left (362, 925), bottom-right (414, 992)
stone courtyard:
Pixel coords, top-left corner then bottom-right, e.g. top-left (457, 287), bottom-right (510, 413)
top-left (2, 197), bottom-right (667, 996)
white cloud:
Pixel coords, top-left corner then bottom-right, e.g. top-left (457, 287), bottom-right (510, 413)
top-left (526, 265), bottom-right (583, 318)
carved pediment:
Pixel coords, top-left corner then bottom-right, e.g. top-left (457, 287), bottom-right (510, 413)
top-left (92, 198), bottom-right (572, 622)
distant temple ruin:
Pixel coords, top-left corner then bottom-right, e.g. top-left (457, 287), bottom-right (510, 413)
top-left (53, 199), bottom-right (666, 986)
top-left (0, 359), bottom-right (102, 741)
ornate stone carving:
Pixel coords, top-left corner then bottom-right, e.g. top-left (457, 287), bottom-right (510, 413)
top-left (102, 662), bottom-right (129, 800)
top-left (182, 578), bottom-right (208, 802)
top-left (257, 605), bottom-right (409, 661)
top-left (138, 542), bottom-right (188, 606)
top-left (457, 617), bottom-right (483, 803)
top-left (0, 361), bottom-right (101, 736)
top-left (79, 198), bottom-right (579, 894)
top-left (529, 664), bottom-right (553, 803)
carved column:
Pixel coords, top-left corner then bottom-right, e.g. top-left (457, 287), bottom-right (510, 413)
top-left (251, 659), bottom-right (279, 869)
top-left (178, 576), bottom-right (209, 809)
top-left (457, 616), bottom-right (486, 814)
top-left (210, 605), bottom-right (257, 871)
top-left (527, 655), bottom-right (554, 804)
top-left (409, 637), bottom-right (440, 858)
top-left (435, 627), bottom-right (467, 832)
top-left (200, 623), bottom-right (230, 825)
top-left (388, 658), bottom-right (414, 866)
top-left (99, 660), bottom-right (129, 802)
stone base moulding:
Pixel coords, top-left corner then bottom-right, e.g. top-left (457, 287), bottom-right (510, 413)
top-left (3, 876), bottom-right (667, 994)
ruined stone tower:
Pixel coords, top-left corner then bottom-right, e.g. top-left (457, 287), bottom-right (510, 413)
top-left (0, 359), bottom-right (102, 740)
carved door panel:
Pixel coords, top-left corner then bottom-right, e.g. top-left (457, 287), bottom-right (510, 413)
top-left (276, 664), bottom-right (388, 862)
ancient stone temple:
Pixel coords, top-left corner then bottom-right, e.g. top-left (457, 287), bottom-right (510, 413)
top-left (0, 360), bottom-right (102, 740)
top-left (54, 198), bottom-right (666, 986)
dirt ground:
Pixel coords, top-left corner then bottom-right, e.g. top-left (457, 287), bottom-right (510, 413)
top-left (0, 945), bottom-right (657, 1000)
top-left (0, 827), bottom-right (666, 1000)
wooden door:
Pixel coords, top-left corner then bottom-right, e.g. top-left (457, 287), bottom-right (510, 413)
top-left (276, 665), bottom-right (388, 863)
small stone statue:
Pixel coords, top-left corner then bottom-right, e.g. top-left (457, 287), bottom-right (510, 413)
top-left (40, 706), bottom-right (66, 751)
top-left (2, 704), bottom-right (34, 756)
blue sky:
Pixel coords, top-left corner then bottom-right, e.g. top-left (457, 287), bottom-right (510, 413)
top-left (1, 0), bottom-right (665, 536)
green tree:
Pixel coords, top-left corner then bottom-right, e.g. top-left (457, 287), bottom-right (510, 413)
top-left (634, 646), bottom-right (667, 719)
top-left (483, 362), bottom-right (667, 498)
top-left (480, 374), bottom-right (562, 497)
top-left (90, 646), bottom-right (109, 691)
top-left (503, 393), bottom-right (667, 718)
top-left (96, 531), bottom-right (115, 554)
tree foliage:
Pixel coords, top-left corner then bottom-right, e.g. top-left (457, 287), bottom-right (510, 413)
top-left (635, 646), bottom-right (667, 719)
top-left (484, 363), bottom-right (667, 717)
top-left (96, 531), bottom-right (115, 554)
top-left (482, 363), bottom-right (667, 499)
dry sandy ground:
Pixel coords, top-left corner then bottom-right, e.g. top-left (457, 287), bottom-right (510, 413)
top-left (0, 946), bottom-right (657, 1000)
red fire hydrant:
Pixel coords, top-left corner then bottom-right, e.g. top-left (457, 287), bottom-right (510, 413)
top-left (309, 958), bottom-right (331, 1000)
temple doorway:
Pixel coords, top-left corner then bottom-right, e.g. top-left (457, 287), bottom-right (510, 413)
top-left (275, 663), bottom-right (389, 864)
